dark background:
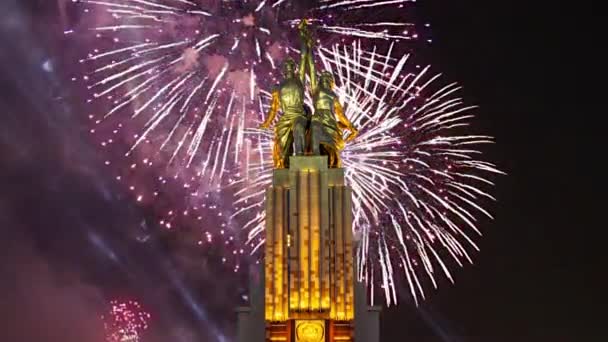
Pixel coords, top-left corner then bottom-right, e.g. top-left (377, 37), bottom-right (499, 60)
top-left (0, 0), bottom-right (597, 341)
top-left (382, 1), bottom-right (598, 341)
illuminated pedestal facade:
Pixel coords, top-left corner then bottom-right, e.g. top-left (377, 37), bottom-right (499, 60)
top-left (237, 156), bottom-right (380, 342)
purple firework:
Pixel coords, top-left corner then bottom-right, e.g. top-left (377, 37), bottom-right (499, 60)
top-left (67, 0), bottom-right (501, 305)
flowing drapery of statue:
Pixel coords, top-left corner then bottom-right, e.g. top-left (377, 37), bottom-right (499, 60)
top-left (300, 21), bottom-right (358, 168)
top-left (259, 26), bottom-right (309, 169)
top-left (260, 20), bottom-right (358, 168)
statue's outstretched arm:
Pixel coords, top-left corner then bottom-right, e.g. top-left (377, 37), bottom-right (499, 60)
top-left (260, 90), bottom-right (280, 129)
top-left (307, 40), bottom-right (318, 94)
top-left (334, 99), bottom-right (358, 142)
top-left (298, 20), bottom-right (309, 84)
top-left (299, 20), bottom-right (317, 92)
top-left (299, 44), bottom-right (307, 85)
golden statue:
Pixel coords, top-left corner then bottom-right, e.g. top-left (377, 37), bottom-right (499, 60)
top-left (260, 20), bottom-right (358, 169)
top-left (259, 30), bottom-right (310, 169)
top-left (300, 21), bottom-right (359, 168)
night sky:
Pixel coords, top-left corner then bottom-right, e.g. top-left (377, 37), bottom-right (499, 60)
top-left (0, 1), bottom-right (597, 341)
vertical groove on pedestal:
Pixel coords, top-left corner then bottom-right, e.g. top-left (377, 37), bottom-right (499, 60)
top-left (290, 174), bottom-right (299, 311)
top-left (329, 187), bottom-right (336, 320)
top-left (307, 171), bottom-right (312, 312)
top-left (274, 187), bottom-right (284, 320)
top-left (283, 189), bottom-right (290, 318)
top-left (343, 188), bottom-right (354, 320)
top-left (310, 170), bottom-right (321, 311)
top-left (265, 188), bottom-right (274, 321)
top-left (335, 186), bottom-right (345, 321)
top-left (298, 171), bottom-right (309, 310)
top-left (321, 175), bottom-right (330, 311)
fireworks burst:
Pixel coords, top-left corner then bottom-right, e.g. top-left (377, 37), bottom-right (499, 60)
top-left (70, 0), bottom-right (421, 187)
top-left (103, 300), bottom-right (151, 342)
top-left (68, 0), bottom-right (425, 276)
top-left (238, 41), bottom-right (503, 305)
top-left (68, 0), bottom-right (501, 305)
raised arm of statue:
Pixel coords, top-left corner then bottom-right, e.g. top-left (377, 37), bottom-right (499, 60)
top-left (260, 89), bottom-right (280, 129)
top-left (334, 99), bottom-right (358, 142)
top-left (298, 20), bottom-right (309, 84)
top-left (306, 38), bottom-right (318, 94)
top-left (299, 43), bottom-right (307, 85)
top-left (298, 20), bottom-right (317, 93)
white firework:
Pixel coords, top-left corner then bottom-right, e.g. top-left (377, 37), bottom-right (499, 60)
top-left (71, 0), bottom-right (419, 187)
top-left (236, 41), bottom-right (503, 306)
top-left (69, 0), bottom-right (500, 305)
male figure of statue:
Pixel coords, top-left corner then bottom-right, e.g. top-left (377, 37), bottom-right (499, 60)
top-left (300, 22), bottom-right (358, 168)
top-left (259, 46), bottom-right (309, 169)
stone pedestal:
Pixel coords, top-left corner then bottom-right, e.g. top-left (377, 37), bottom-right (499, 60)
top-left (237, 156), bottom-right (380, 342)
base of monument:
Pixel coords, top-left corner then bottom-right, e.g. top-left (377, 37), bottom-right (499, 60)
top-left (236, 256), bottom-right (380, 342)
top-left (236, 156), bottom-right (380, 342)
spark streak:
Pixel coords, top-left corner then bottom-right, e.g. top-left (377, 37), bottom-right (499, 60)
top-left (70, 0), bottom-right (497, 305)
top-left (103, 300), bottom-right (150, 342)
top-left (239, 42), bottom-right (502, 305)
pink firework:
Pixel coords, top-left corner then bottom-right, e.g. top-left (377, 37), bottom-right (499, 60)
top-left (103, 300), bottom-right (151, 342)
top-left (65, 1), bottom-right (502, 305)
top-left (65, 0), bottom-right (426, 272)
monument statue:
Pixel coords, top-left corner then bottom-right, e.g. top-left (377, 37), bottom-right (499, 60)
top-left (237, 21), bottom-right (380, 342)
top-left (258, 32), bottom-right (310, 169)
top-left (260, 20), bottom-right (358, 169)
top-left (299, 21), bottom-right (359, 168)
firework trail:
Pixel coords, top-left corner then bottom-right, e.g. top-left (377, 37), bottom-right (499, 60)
top-left (103, 300), bottom-right (151, 342)
top-left (71, 0), bottom-right (419, 187)
top-left (69, 1), bottom-right (501, 305)
top-left (237, 41), bottom-right (503, 306)
top-left (68, 0), bottom-right (424, 280)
